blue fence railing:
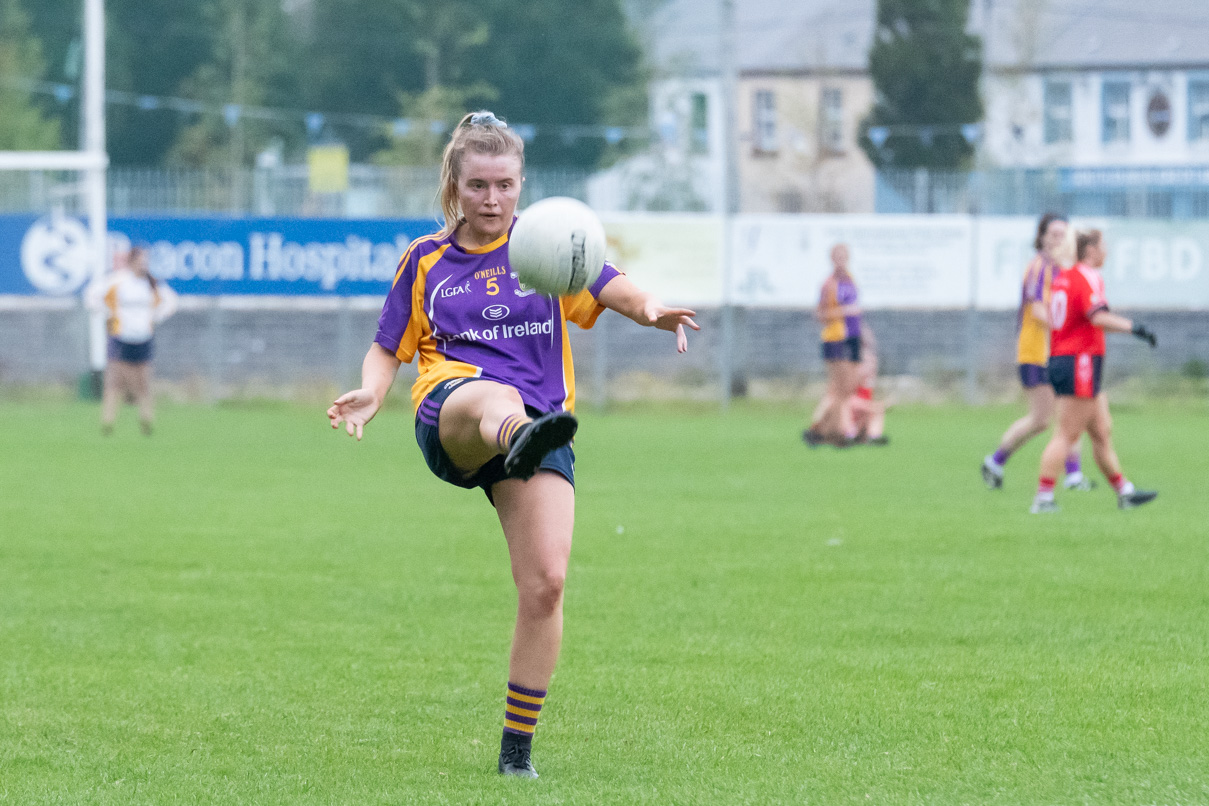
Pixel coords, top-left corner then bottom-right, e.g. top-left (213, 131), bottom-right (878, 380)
top-left (877, 166), bottom-right (1209, 218)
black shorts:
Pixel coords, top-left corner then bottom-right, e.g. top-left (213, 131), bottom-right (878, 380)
top-left (822, 336), bottom-right (861, 363)
top-left (415, 377), bottom-right (575, 502)
top-left (107, 337), bottom-right (153, 364)
top-left (1048, 354), bottom-right (1103, 399)
top-left (1018, 363), bottom-right (1048, 389)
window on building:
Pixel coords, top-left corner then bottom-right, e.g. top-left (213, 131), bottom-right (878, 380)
top-left (1146, 191), bottom-right (1173, 218)
top-left (1189, 77), bottom-right (1209, 141)
top-left (1191, 191), bottom-right (1209, 217)
top-left (753, 90), bottom-right (777, 154)
top-left (1044, 80), bottom-right (1073, 143)
top-left (776, 189), bottom-right (804, 213)
top-left (1104, 192), bottom-right (1129, 217)
top-left (820, 87), bottom-right (844, 153)
top-left (690, 92), bottom-right (709, 154)
top-left (1101, 80), bottom-right (1131, 144)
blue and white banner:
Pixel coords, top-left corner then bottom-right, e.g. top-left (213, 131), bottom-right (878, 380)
top-left (1, 214), bottom-right (435, 296)
top-left (5, 213), bottom-right (1207, 308)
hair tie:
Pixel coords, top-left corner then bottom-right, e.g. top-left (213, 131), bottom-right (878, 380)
top-left (469, 111), bottom-right (506, 128)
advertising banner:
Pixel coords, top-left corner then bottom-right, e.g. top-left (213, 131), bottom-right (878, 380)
top-left (2, 213), bottom-right (1206, 309)
top-left (601, 213), bottom-right (723, 307)
top-left (973, 217), bottom-right (1209, 310)
top-left (1098, 219), bottom-right (1209, 309)
top-left (0, 214), bottom-right (432, 297)
top-left (730, 215), bottom-right (974, 308)
top-left (973, 216), bottom-right (1037, 310)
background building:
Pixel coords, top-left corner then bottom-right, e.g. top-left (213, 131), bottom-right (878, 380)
top-left (594, 0), bottom-right (878, 214)
top-left (976, 0), bottom-right (1209, 217)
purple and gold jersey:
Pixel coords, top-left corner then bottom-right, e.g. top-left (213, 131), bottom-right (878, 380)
top-left (1016, 252), bottom-right (1060, 366)
top-left (374, 224), bottom-right (620, 415)
top-left (820, 277), bottom-right (860, 343)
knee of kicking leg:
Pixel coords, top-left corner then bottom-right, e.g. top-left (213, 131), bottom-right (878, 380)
top-left (493, 385), bottom-right (525, 410)
top-left (519, 570), bottom-right (566, 617)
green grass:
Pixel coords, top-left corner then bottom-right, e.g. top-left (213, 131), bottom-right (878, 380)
top-left (2, 399), bottom-right (1208, 804)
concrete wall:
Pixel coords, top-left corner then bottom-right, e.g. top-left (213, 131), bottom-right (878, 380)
top-left (2, 306), bottom-right (1204, 402)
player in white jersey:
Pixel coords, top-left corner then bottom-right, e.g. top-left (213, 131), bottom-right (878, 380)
top-left (85, 246), bottom-right (178, 435)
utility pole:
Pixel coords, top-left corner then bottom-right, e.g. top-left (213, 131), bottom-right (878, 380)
top-left (718, 0), bottom-right (739, 408)
top-left (230, 0), bottom-right (246, 211)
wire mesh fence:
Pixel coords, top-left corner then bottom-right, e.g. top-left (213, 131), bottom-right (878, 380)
top-left (877, 167), bottom-right (1209, 218)
top-left (0, 165), bottom-right (593, 218)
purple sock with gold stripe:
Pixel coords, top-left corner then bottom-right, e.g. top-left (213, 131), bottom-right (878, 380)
top-left (503, 682), bottom-right (546, 740)
top-left (496, 414), bottom-right (530, 453)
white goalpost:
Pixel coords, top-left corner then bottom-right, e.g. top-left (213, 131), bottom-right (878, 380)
top-left (0, 0), bottom-right (108, 373)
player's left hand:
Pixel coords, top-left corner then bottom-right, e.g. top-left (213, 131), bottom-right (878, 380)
top-left (645, 304), bottom-right (699, 352)
top-left (1131, 323), bottom-right (1157, 348)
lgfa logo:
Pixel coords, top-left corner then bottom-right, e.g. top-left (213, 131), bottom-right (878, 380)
top-left (20, 214), bottom-right (94, 295)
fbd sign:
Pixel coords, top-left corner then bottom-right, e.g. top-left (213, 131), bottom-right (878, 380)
top-left (0, 214), bottom-right (433, 296)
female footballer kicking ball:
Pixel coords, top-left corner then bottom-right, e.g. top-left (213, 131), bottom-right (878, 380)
top-left (327, 111), bottom-right (698, 777)
top-left (1030, 229), bottom-right (1158, 514)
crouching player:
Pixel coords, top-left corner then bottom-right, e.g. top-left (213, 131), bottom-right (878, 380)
top-left (842, 326), bottom-right (889, 445)
top-left (1031, 229), bottom-right (1158, 514)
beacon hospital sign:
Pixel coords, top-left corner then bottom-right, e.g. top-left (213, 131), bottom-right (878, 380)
top-left (1, 213), bottom-right (1206, 309)
top-left (0, 215), bottom-right (431, 297)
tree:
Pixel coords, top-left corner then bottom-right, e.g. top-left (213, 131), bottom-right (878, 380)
top-left (324, 0), bottom-right (648, 168)
top-left (464, 0), bottom-right (647, 167)
top-left (373, 85), bottom-right (496, 166)
top-left (28, 0), bottom-right (218, 163)
top-left (165, 0), bottom-right (302, 168)
top-left (0, 0), bottom-right (61, 150)
top-left (298, 0), bottom-right (427, 160)
top-left (861, 0), bottom-right (983, 169)
top-left (25, 0), bottom-right (649, 169)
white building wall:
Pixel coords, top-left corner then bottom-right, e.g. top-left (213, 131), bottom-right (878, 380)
top-left (587, 78), bottom-right (726, 213)
top-left (985, 69), bottom-right (1209, 168)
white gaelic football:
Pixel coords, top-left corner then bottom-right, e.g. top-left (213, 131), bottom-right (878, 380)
top-left (508, 197), bottom-right (606, 296)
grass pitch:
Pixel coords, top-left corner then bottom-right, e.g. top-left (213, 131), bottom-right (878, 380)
top-left (2, 398), bottom-right (1208, 804)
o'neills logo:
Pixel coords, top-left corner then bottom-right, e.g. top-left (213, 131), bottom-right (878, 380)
top-left (475, 265), bottom-right (508, 280)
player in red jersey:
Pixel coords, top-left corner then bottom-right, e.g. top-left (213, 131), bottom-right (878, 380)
top-left (1030, 229), bottom-right (1158, 513)
top-left (840, 326), bottom-right (889, 445)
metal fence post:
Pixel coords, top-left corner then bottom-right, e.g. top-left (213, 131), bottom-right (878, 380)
top-left (336, 297), bottom-right (355, 392)
top-left (914, 168), bottom-right (929, 213)
top-left (207, 297), bottom-right (225, 401)
top-left (593, 309), bottom-right (609, 411)
top-left (965, 210), bottom-right (981, 404)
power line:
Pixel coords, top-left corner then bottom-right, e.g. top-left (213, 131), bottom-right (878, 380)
top-left (4, 76), bottom-right (652, 145)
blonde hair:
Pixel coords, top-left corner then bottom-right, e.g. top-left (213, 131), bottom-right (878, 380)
top-left (437, 111), bottom-right (526, 237)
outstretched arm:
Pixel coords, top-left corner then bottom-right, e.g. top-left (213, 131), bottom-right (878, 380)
top-left (327, 343), bottom-right (402, 439)
top-left (1090, 309), bottom-right (1157, 347)
top-left (596, 274), bottom-right (700, 353)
